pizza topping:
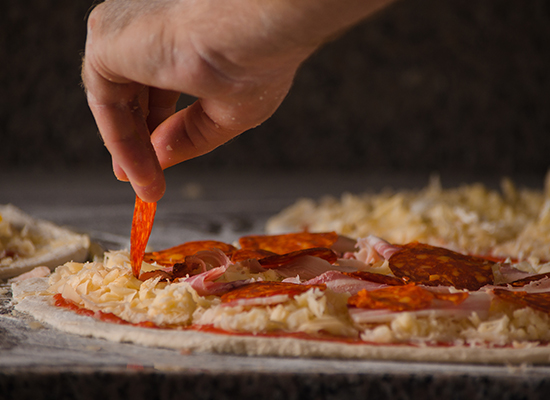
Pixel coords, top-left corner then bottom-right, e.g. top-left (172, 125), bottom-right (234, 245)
top-left (230, 248), bottom-right (278, 262)
top-left (145, 240), bottom-right (237, 267)
top-left (196, 283), bottom-right (356, 337)
top-left (348, 284), bottom-right (469, 312)
top-left (258, 247), bottom-right (338, 268)
top-left (506, 272), bottom-right (550, 288)
top-left (304, 271), bottom-right (391, 294)
top-left (355, 235), bottom-right (402, 264)
top-left (0, 212), bottom-right (36, 265)
top-left (344, 271), bottom-right (405, 286)
top-left (388, 242), bottom-right (494, 290)
top-left (221, 281), bottom-right (326, 304)
top-left (239, 231), bottom-right (339, 254)
top-left (495, 263), bottom-right (534, 284)
top-left (265, 175), bottom-right (550, 261)
top-left (130, 196), bottom-right (157, 277)
top-left (493, 288), bottom-right (550, 314)
top-left (182, 264), bottom-right (242, 297)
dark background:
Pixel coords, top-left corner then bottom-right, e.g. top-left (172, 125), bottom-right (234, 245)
top-left (2, 0), bottom-right (549, 178)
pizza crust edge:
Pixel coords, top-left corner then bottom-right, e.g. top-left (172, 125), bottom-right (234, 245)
top-left (11, 278), bottom-right (550, 365)
top-left (0, 205), bottom-right (90, 279)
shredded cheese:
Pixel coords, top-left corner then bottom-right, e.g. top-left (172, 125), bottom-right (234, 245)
top-left (266, 175), bottom-right (550, 260)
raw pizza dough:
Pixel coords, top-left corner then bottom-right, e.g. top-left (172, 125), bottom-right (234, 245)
top-left (12, 277), bottom-right (550, 364)
top-left (0, 204), bottom-right (90, 279)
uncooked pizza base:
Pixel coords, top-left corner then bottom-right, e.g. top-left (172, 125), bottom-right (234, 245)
top-left (12, 278), bottom-right (550, 365)
top-left (0, 205), bottom-right (90, 279)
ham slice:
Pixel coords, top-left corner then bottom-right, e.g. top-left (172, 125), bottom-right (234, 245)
top-left (179, 250), bottom-right (249, 296)
top-left (355, 235), bottom-right (401, 264)
top-left (183, 266), bottom-right (251, 296)
top-left (304, 271), bottom-right (389, 294)
top-left (350, 290), bottom-right (492, 323)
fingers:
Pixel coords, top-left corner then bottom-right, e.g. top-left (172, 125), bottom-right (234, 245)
top-left (151, 77), bottom-right (293, 170)
top-left (83, 59), bottom-right (166, 202)
top-left (83, 0), bottom-right (301, 202)
top-left (147, 88), bottom-right (181, 133)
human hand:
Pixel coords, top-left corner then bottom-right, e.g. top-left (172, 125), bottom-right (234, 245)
top-left (82, 0), bottom-right (392, 202)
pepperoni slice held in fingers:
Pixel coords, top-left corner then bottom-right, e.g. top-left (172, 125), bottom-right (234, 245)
top-left (144, 240), bottom-right (237, 266)
top-left (220, 281), bottom-right (326, 303)
top-left (239, 232), bottom-right (339, 254)
top-left (388, 242), bottom-right (494, 291)
top-left (493, 289), bottom-right (550, 314)
top-left (130, 196), bottom-right (157, 278)
top-left (258, 247), bottom-right (338, 269)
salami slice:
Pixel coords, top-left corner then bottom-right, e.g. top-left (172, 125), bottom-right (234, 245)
top-left (493, 288), bottom-right (550, 314)
top-left (144, 241), bottom-right (237, 267)
top-left (130, 196), bottom-right (157, 277)
top-left (220, 281), bottom-right (326, 303)
top-left (348, 284), bottom-right (469, 311)
top-left (388, 242), bottom-right (494, 291)
top-left (231, 248), bottom-right (278, 263)
top-left (258, 248), bottom-right (338, 268)
top-left (238, 232), bottom-right (339, 254)
top-left (507, 272), bottom-right (550, 288)
top-left (344, 271), bottom-right (405, 286)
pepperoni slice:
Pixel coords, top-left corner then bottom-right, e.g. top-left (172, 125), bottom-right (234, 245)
top-left (258, 247), bottom-right (338, 268)
top-left (220, 281), bottom-right (326, 303)
top-left (493, 288), bottom-right (550, 314)
top-left (507, 272), bottom-right (550, 288)
top-left (144, 240), bottom-right (237, 267)
top-left (344, 271), bottom-right (405, 286)
top-left (130, 196), bottom-right (157, 278)
top-left (388, 242), bottom-right (494, 290)
top-left (231, 248), bottom-right (278, 263)
top-left (348, 284), bottom-right (468, 311)
top-left (238, 232), bottom-right (339, 254)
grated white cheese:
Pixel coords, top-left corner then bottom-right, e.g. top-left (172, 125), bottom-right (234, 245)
top-left (46, 249), bottom-right (550, 346)
top-left (266, 175), bottom-right (550, 260)
top-left (0, 215), bottom-right (37, 265)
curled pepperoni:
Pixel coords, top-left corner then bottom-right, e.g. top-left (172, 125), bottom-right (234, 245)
top-left (144, 240), bottom-right (237, 267)
top-left (231, 248), bottom-right (278, 263)
top-left (493, 288), bottom-right (550, 314)
top-left (344, 271), bottom-right (405, 286)
top-left (238, 231), bottom-right (339, 254)
top-left (220, 281), bottom-right (326, 303)
top-left (348, 284), bottom-right (468, 311)
top-left (258, 247), bottom-right (338, 268)
top-left (130, 196), bottom-right (157, 278)
top-left (388, 242), bottom-right (494, 291)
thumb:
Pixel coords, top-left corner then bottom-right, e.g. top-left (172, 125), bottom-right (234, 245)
top-left (151, 81), bottom-right (292, 169)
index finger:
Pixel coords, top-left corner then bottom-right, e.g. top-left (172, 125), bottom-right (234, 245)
top-left (82, 59), bottom-right (166, 202)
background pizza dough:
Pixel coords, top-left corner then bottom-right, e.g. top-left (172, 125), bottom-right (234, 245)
top-left (0, 204), bottom-right (90, 279)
